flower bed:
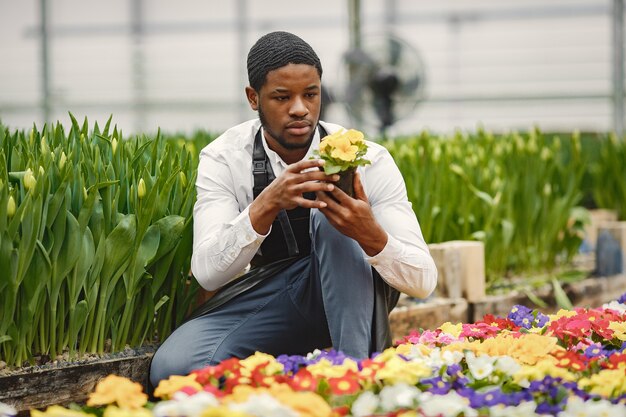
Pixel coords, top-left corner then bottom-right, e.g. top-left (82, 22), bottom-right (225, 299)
top-left (5, 294), bottom-right (625, 417)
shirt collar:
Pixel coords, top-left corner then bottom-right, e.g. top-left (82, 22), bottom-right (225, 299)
top-left (260, 126), bottom-right (321, 171)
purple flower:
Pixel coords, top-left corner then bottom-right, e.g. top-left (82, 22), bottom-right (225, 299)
top-left (276, 354), bottom-right (308, 374)
top-left (421, 376), bottom-right (451, 395)
top-left (617, 292), bottom-right (626, 304)
top-left (535, 312), bottom-right (549, 327)
top-left (508, 305), bottom-right (535, 329)
top-left (535, 402), bottom-right (565, 415)
top-left (471, 388), bottom-right (509, 408)
top-left (584, 343), bottom-right (605, 358)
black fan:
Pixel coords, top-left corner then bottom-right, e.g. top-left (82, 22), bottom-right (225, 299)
top-left (338, 34), bottom-right (426, 136)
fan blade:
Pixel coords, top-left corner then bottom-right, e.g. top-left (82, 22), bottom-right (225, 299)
top-left (387, 37), bottom-right (403, 66)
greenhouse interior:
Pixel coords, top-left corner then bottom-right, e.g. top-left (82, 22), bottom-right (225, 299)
top-left (1, 0), bottom-right (626, 416)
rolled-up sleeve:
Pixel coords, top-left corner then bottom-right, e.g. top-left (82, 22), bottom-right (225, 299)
top-left (191, 152), bottom-right (268, 291)
top-left (363, 147), bottom-right (438, 299)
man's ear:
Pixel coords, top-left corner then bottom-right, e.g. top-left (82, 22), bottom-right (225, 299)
top-left (245, 86), bottom-right (259, 111)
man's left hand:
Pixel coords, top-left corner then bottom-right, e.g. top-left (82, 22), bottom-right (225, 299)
top-left (316, 172), bottom-right (388, 257)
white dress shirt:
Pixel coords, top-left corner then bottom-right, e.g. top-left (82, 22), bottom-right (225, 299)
top-left (191, 118), bottom-right (437, 298)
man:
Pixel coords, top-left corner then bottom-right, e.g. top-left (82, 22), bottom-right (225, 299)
top-left (150, 31), bottom-right (437, 386)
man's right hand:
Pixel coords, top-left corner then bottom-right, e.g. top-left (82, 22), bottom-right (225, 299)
top-left (249, 159), bottom-right (338, 235)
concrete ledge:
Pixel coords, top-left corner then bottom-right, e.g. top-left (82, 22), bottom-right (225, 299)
top-left (389, 297), bottom-right (468, 341)
top-left (0, 349), bottom-right (154, 413)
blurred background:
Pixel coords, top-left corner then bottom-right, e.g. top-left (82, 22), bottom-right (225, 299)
top-left (0, 0), bottom-right (624, 137)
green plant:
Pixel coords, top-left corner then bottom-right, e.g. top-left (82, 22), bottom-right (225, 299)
top-left (0, 115), bottom-right (199, 366)
top-left (385, 127), bottom-right (588, 283)
top-left (591, 132), bottom-right (626, 220)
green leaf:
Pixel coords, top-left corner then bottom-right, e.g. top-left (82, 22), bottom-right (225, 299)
top-left (522, 288), bottom-right (548, 309)
top-left (551, 278), bottom-right (574, 310)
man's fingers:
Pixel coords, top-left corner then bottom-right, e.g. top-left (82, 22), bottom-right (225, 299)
top-left (288, 158), bottom-right (324, 172)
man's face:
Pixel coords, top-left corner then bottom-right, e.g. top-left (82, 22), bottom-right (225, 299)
top-left (246, 63), bottom-right (322, 154)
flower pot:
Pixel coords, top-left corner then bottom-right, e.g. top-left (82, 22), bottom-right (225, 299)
top-left (336, 167), bottom-right (356, 198)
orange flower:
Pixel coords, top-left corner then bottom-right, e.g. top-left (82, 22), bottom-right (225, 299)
top-left (153, 374), bottom-right (203, 400)
top-left (327, 372), bottom-right (361, 396)
top-left (289, 368), bottom-right (319, 391)
top-left (87, 375), bottom-right (147, 410)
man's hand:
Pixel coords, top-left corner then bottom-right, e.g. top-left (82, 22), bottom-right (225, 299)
top-left (316, 171), bottom-right (388, 256)
top-left (250, 159), bottom-right (338, 234)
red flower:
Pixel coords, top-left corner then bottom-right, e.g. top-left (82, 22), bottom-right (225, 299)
top-left (552, 350), bottom-right (589, 372)
top-left (603, 353), bottom-right (626, 370)
top-left (478, 314), bottom-right (520, 331)
top-left (203, 384), bottom-right (224, 397)
top-left (395, 329), bottom-right (422, 346)
top-left (328, 371), bottom-right (361, 396)
top-left (192, 364), bottom-right (225, 385)
top-left (289, 369), bottom-right (319, 392)
top-left (460, 322), bottom-right (501, 339)
top-left (358, 358), bottom-right (385, 383)
top-left (332, 405), bottom-right (351, 416)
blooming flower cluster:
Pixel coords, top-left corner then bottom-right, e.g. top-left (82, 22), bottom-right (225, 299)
top-left (23, 294), bottom-right (626, 417)
top-left (314, 129), bottom-right (370, 175)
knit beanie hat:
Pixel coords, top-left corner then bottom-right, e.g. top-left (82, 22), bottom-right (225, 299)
top-left (247, 31), bottom-right (323, 91)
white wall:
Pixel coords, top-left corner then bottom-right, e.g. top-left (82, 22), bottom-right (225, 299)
top-left (0, 0), bottom-right (619, 137)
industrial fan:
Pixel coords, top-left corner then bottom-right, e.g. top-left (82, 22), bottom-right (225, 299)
top-left (337, 34), bottom-right (427, 136)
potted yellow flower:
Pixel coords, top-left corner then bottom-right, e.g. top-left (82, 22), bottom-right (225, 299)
top-left (314, 128), bottom-right (370, 197)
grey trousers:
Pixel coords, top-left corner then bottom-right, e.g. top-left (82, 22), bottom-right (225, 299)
top-left (149, 211), bottom-right (375, 386)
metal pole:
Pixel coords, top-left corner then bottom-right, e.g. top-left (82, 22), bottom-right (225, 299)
top-left (39, 0), bottom-right (51, 125)
top-left (613, 0), bottom-right (625, 137)
top-left (236, 0), bottom-right (249, 122)
top-left (131, 0), bottom-right (146, 133)
top-left (348, 0), bottom-right (361, 50)
top-left (384, 0), bottom-right (397, 33)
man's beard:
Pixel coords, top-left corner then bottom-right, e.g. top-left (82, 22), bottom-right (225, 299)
top-left (258, 105), bottom-right (317, 150)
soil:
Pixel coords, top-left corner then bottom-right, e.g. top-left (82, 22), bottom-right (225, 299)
top-left (0, 344), bottom-right (158, 377)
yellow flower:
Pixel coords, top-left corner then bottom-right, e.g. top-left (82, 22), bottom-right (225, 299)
top-left (137, 178), bottom-right (146, 199)
top-left (87, 375), bottom-right (148, 409)
top-left (344, 129), bottom-right (365, 144)
top-left (225, 384), bottom-right (333, 417)
top-left (103, 405), bottom-right (153, 417)
top-left (514, 359), bottom-right (576, 385)
top-left (23, 168), bottom-right (36, 191)
top-left (547, 309), bottom-right (577, 323)
top-left (200, 406), bottom-right (252, 417)
top-left (7, 196), bottom-right (16, 218)
top-left (153, 374), bottom-right (202, 400)
top-left (438, 322), bottom-right (463, 338)
top-left (395, 343), bottom-right (431, 357)
top-left (442, 333), bottom-right (558, 365)
top-left (373, 349), bottom-right (431, 385)
top-left (306, 358), bottom-right (359, 378)
top-left (608, 321), bottom-right (626, 341)
top-left (330, 136), bottom-right (358, 162)
top-left (579, 368), bottom-right (626, 398)
top-left (239, 351), bottom-right (283, 376)
top-left (397, 412), bottom-right (419, 417)
top-left (31, 406), bottom-right (95, 417)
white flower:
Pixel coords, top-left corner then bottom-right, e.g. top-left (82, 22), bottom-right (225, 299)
top-left (558, 396), bottom-right (624, 417)
top-left (494, 355), bottom-right (521, 376)
top-left (379, 383), bottom-right (420, 411)
top-left (230, 393), bottom-right (298, 417)
top-left (306, 349), bottom-right (322, 360)
top-left (351, 391), bottom-right (380, 417)
top-left (490, 401), bottom-right (539, 417)
top-left (0, 402), bottom-right (17, 417)
top-left (419, 392), bottom-right (477, 417)
top-left (441, 350), bottom-right (464, 366)
top-left (602, 301), bottom-right (626, 313)
top-left (153, 391), bottom-right (219, 417)
top-left (465, 352), bottom-right (495, 380)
